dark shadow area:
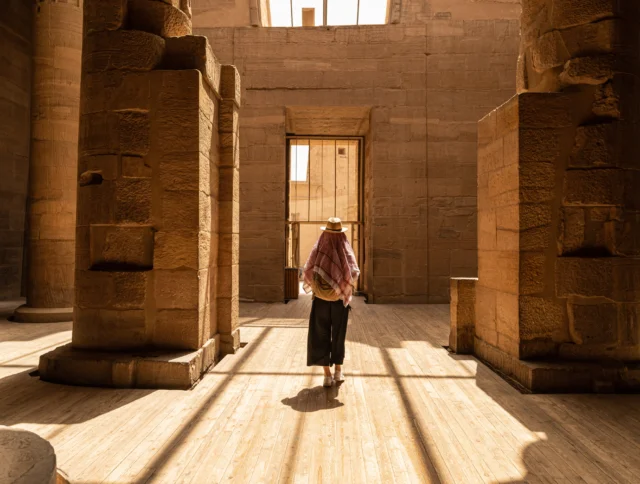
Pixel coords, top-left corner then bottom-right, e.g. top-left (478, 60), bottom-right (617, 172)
top-left (0, 369), bottom-right (154, 428)
top-left (281, 385), bottom-right (344, 412)
top-left (0, 320), bottom-right (72, 343)
top-left (473, 359), bottom-right (640, 483)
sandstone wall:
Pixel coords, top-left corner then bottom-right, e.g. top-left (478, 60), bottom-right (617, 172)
top-left (197, 0), bottom-right (521, 303)
top-left (0, 0), bottom-right (31, 300)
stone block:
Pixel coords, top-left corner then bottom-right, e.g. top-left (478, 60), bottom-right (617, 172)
top-left (39, 340), bottom-right (217, 389)
top-left (89, 224), bottom-right (154, 270)
top-left (518, 92), bottom-right (574, 128)
top-left (219, 201), bottom-right (240, 234)
top-left (127, 0), bottom-right (192, 38)
top-left (220, 65), bottom-right (241, 106)
top-left (218, 233), bottom-right (240, 266)
top-left (219, 100), bottom-right (239, 134)
top-left (560, 55), bottom-right (615, 86)
top-left (519, 128), bottom-right (562, 162)
top-left (73, 308), bottom-right (147, 350)
top-left (219, 132), bottom-right (240, 167)
top-left (520, 252), bottom-right (546, 295)
top-left (79, 155), bottom-right (118, 181)
top-left (559, 207), bottom-right (587, 255)
top-left (155, 269), bottom-right (199, 309)
top-left (531, 31), bottom-right (570, 71)
top-left (449, 277), bottom-right (477, 354)
top-left (118, 111), bottom-right (150, 156)
top-left (159, 152), bottom-right (200, 192)
top-left (122, 156), bottom-right (152, 178)
top-left (550, 0), bottom-right (617, 30)
top-left (556, 257), bottom-right (640, 302)
top-left (519, 296), bottom-right (565, 341)
top-left (564, 169), bottom-right (624, 206)
top-left (115, 179), bottom-right (152, 223)
top-left (154, 230), bottom-right (198, 270)
top-left (77, 182), bottom-right (115, 225)
top-left (154, 309), bottom-right (202, 350)
top-left (569, 123), bottom-right (616, 168)
top-left (83, 31), bottom-right (165, 74)
top-left (217, 264), bottom-right (239, 299)
top-left (161, 190), bottom-right (199, 231)
top-left (84, 0), bottom-right (128, 32)
top-left (219, 166), bottom-right (239, 202)
top-left (163, 35), bottom-right (221, 92)
top-left (220, 329), bottom-right (241, 355)
top-left (569, 303), bottom-right (618, 345)
top-left (217, 296), bottom-right (239, 334)
top-left (620, 304), bottom-right (640, 346)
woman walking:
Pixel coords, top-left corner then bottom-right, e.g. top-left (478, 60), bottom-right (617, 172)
top-left (302, 217), bottom-right (360, 387)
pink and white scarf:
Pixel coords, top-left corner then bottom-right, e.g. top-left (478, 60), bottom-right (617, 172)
top-left (302, 232), bottom-right (360, 306)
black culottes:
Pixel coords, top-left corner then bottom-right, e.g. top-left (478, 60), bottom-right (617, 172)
top-left (307, 297), bottom-right (350, 367)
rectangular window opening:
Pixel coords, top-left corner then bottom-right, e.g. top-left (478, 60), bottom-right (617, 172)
top-left (269, 0), bottom-right (389, 27)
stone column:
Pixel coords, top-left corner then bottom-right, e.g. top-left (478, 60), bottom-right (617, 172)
top-left (13, 0), bottom-right (82, 323)
top-left (475, 0), bottom-right (640, 392)
top-left (217, 65), bottom-right (241, 355)
top-left (38, 0), bottom-right (241, 389)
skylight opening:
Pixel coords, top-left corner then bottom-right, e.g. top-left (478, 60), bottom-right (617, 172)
top-left (269, 0), bottom-right (389, 27)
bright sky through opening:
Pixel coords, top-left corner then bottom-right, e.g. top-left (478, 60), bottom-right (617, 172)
top-left (270, 0), bottom-right (388, 27)
top-left (290, 144), bottom-right (310, 182)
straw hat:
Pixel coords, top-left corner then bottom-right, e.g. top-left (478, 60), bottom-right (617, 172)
top-left (321, 217), bottom-right (348, 233)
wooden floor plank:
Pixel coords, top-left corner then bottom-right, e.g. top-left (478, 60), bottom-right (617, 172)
top-left (2, 296), bottom-right (640, 484)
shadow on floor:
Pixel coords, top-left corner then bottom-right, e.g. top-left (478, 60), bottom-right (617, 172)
top-left (281, 384), bottom-right (344, 411)
top-left (0, 369), bottom-right (154, 429)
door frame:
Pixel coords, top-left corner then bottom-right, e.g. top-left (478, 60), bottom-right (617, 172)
top-left (284, 135), bottom-right (366, 297)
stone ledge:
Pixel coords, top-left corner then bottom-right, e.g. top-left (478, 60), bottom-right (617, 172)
top-left (474, 337), bottom-right (640, 393)
top-left (12, 306), bottom-right (73, 324)
top-left (38, 336), bottom-right (219, 390)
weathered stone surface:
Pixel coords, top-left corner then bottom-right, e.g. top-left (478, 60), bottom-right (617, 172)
top-left (0, 426), bottom-right (57, 484)
top-left (89, 225), bottom-right (154, 270)
top-left (127, 0), bottom-right (192, 38)
top-left (449, 277), bottom-right (477, 354)
top-left (163, 35), bottom-right (221, 92)
top-left (84, 30), bottom-right (165, 73)
top-left (84, 0), bottom-right (127, 32)
top-left (564, 169), bottom-right (624, 206)
top-left (39, 340), bottom-right (217, 389)
top-left (569, 303), bottom-right (618, 345)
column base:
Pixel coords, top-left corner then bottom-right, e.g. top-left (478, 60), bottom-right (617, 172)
top-left (38, 336), bottom-right (219, 390)
top-left (12, 305), bottom-right (73, 323)
top-left (219, 329), bottom-right (241, 355)
top-left (474, 338), bottom-right (640, 393)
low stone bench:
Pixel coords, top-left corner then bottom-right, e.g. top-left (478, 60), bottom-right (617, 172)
top-left (449, 277), bottom-right (477, 355)
top-left (0, 426), bottom-right (57, 484)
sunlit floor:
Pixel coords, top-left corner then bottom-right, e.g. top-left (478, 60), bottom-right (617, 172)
top-left (2, 296), bottom-right (640, 483)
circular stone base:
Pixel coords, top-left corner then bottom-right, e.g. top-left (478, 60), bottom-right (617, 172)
top-left (0, 426), bottom-right (57, 484)
top-left (12, 305), bottom-right (73, 323)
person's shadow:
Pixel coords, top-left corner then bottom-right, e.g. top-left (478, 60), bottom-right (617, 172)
top-left (281, 384), bottom-right (344, 412)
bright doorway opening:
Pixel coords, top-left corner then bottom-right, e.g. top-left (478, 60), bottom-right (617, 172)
top-left (285, 137), bottom-right (364, 298)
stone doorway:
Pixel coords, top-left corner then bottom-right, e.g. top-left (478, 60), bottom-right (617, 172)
top-left (285, 137), bottom-right (364, 297)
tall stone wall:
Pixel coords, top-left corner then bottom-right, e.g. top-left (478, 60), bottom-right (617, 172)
top-left (0, 0), bottom-right (31, 300)
top-left (197, 0), bottom-right (521, 303)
